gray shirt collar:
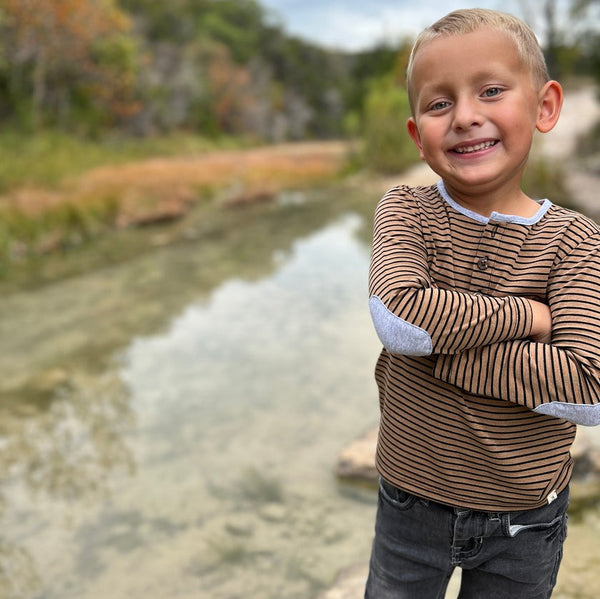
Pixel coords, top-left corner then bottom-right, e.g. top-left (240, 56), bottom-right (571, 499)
top-left (437, 180), bottom-right (552, 225)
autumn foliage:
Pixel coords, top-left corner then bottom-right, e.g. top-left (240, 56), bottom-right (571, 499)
top-left (0, 0), bottom-right (139, 130)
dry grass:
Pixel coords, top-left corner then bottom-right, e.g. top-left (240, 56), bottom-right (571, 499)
top-left (0, 141), bottom-right (349, 261)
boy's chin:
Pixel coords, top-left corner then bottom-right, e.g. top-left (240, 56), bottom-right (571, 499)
top-left (440, 173), bottom-right (519, 196)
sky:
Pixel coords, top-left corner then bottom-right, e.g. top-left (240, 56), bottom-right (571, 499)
top-left (258, 0), bottom-right (572, 51)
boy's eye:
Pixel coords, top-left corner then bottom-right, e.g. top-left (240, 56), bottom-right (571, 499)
top-left (429, 100), bottom-right (450, 111)
top-left (482, 87), bottom-right (502, 97)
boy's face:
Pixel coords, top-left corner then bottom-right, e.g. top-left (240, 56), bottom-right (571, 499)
top-left (407, 28), bottom-right (547, 202)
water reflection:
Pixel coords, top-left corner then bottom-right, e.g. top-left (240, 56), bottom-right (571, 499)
top-left (123, 213), bottom-right (372, 431)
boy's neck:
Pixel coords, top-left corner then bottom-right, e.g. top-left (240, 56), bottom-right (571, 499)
top-left (441, 181), bottom-right (541, 218)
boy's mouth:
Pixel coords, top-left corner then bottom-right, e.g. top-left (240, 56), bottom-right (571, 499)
top-left (451, 140), bottom-right (499, 154)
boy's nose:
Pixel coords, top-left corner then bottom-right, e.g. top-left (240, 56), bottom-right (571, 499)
top-left (452, 97), bottom-right (483, 130)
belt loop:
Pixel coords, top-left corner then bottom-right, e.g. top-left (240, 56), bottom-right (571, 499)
top-left (501, 512), bottom-right (512, 537)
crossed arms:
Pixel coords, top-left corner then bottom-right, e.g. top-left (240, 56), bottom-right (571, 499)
top-left (369, 189), bottom-right (600, 425)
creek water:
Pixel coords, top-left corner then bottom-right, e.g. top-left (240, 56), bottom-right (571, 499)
top-left (0, 192), bottom-right (382, 599)
top-left (1, 187), bottom-right (600, 599)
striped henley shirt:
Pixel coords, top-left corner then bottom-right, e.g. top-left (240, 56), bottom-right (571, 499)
top-left (368, 181), bottom-right (600, 511)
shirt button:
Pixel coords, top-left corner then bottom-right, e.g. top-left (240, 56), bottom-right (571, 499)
top-left (477, 256), bottom-right (489, 270)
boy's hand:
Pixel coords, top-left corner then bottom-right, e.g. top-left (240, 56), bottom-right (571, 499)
top-left (528, 299), bottom-right (552, 344)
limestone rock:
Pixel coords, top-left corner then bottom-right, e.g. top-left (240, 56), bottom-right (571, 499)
top-left (335, 428), bottom-right (378, 482)
top-left (258, 503), bottom-right (287, 523)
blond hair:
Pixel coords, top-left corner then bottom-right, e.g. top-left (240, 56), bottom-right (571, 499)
top-left (406, 9), bottom-right (549, 112)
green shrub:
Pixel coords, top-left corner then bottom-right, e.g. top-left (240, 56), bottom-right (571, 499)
top-left (361, 77), bottom-right (419, 174)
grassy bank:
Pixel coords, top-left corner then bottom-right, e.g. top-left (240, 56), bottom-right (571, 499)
top-left (0, 134), bottom-right (351, 274)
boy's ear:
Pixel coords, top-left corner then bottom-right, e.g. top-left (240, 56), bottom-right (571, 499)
top-left (536, 80), bottom-right (563, 133)
top-left (407, 117), bottom-right (425, 160)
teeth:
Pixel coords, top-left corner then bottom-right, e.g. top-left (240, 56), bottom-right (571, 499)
top-left (454, 141), bottom-right (496, 154)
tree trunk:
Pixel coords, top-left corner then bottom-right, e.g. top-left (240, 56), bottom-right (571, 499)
top-left (32, 49), bottom-right (47, 129)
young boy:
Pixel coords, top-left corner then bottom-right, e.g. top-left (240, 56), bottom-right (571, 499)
top-left (366, 8), bottom-right (600, 599)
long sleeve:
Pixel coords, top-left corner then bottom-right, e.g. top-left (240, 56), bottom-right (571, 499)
top-left (369, 187), bottom-right (533, 356)
top-left (433, 233), bottom-right (600, 425)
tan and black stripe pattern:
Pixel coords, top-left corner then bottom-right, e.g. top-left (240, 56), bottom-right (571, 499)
top-left (368, 182), bottom-right (600, 511)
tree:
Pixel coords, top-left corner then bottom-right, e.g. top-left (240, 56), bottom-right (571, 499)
top-left (361, 76), bottom-right (417, 173)
top-left (517, 0), bottom-right (600, 79)
top-left (570, 0), bottom-right (600, 82)
top-left (0, 0), bottom-right (139, 130)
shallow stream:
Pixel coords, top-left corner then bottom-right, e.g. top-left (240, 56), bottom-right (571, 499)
top-left (0, 191), bottom-right (382, 599)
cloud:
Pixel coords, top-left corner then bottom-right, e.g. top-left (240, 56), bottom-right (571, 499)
top-left (260, 0), bottom-right (526, 50)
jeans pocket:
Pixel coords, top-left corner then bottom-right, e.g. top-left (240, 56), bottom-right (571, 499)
top-left (379, 478), bottom-right (418, 510)
top-left (504, 487), bottom-right (568, 539)
top-left (507, 512), bottom-right (566, 539)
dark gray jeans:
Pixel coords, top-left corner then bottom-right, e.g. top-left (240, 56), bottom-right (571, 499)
top-left (365, 478), bottom-right (568, 599)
